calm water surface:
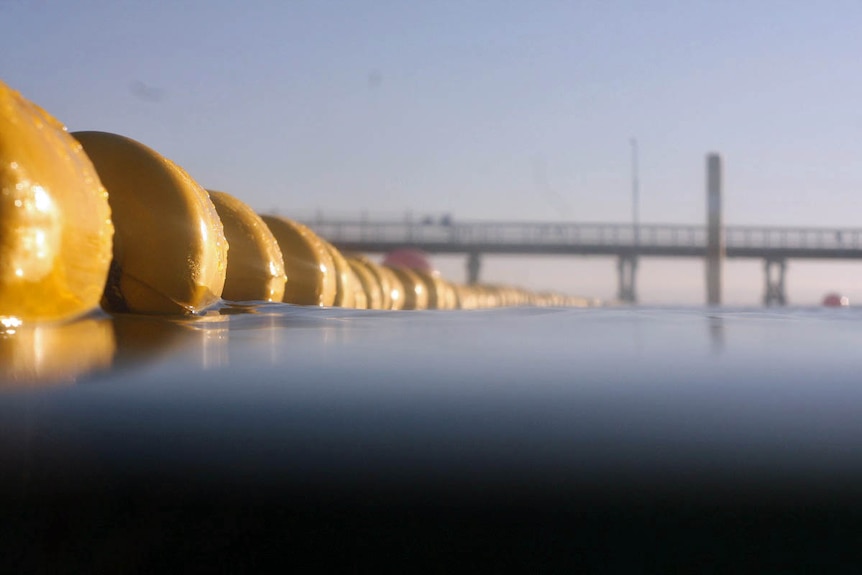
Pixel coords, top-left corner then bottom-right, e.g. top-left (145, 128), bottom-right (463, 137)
top-left (3, 304), bottom-right (862, 493)
top-left (4, 305), bottom-right (862, 569)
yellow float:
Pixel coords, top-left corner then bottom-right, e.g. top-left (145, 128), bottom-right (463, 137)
top-left (353, 255), bottom-right (393, 310)
top-left (207, 190), bottom-right (286, 302)
top-left (260, 215), bottom-right (336, 307)
top-left (319, 239), bottom-right (355, 308)
top-left (73, 131), bottom-right (226, 315)
top-left (0, 81), bottom-right (113, 322)
top-left (385, 266), bottom-right (428, 310)
top-left (377, 265), bottom-right (402, 310)
top-left (347, 258), bottom-right (384, 310)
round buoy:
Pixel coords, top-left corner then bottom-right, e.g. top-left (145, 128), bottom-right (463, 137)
top-left (319, 239), bottom-right (355, 308)
top-left (348, 258), bottom-right (384, 310)
top-left (822, 293), bottom-right (849, 307)
top-left (0, 81), bottom-right (114, 322)
top-left (382, 248), bottom-right (435, 274)
top-left (384, 266), bottom-right (428, 310)
top-left (207, 191), bottom-right (286, 302)
top-left (260, 216), bottom-right (337, 307)
top-left (74, 131), bottom-right (227, 315)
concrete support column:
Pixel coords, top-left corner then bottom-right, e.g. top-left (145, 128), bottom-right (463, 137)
top-left (763, 259), bottom-right (787, 306)
top-left (617, 255), bottom-right (638, 304)
top-left (467, 252), bottom-right (481, 285)
top-left (706, 153), bottom-right (725, 306)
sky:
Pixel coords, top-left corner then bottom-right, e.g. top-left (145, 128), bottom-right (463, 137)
top-left (3, 1), bottom-right (862, 305)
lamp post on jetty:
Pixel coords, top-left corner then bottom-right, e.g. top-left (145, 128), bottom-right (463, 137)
top-left (631, 138), bottom-right (640, 248)
top-left (617, 139), bottom-right (639, 303)
top-left (705, 153), bottom-right (724, 306)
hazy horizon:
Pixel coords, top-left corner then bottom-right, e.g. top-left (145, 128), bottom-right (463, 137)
top-left (3, 1), bottom-right (862, 305)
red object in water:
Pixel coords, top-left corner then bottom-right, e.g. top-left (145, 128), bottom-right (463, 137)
top-left (822, 293), bottom-right (850, 307)
top-left (383, 249), bottom-right (435, 273)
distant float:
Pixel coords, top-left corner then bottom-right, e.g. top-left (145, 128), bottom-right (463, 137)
top-left (822, 293), bottom-right (850, 307)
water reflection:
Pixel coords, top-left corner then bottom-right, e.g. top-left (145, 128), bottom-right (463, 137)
top-left (214, 302), bottom-right (359, 366)
top-left (0, 314), bottom-right (115, 388)
top-left (107, 303), bottom-right (354, 381)
top-left (707, 314), bottom-right (725, 354)
top-left (0, 305), bottom-right (853, 395)
top-left (111, 312), bottom-right (230, 372)
top-left (181, 313), bottom-right (230, 370)
top-left (0, 305), bottom-right (327, 389)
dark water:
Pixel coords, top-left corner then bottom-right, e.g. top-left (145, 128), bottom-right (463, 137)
top-left (3, 304), bottom-right (862, 569)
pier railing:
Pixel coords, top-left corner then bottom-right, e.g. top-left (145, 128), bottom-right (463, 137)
top-left (296, 217), bottom-right (862, 259)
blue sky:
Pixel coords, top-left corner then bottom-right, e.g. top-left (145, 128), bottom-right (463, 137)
top-left (3, 1), bottom-right (862, 304)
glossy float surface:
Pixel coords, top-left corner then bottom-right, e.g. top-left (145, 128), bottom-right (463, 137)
top-left (207, 190), bottom-right (286, 302)
top-left (260, 215), bottom-right (337, 306)
top-left (0, 82), bottom-right (113, 321)
top-left (2, 305), bottom-right (861, 569)
top-left (73, 131), bottom-right (227, 315)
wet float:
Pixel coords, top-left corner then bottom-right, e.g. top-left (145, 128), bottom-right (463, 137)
top-left (0, 78), bottom-right (595, 331)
